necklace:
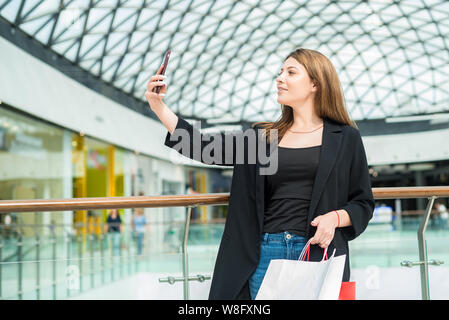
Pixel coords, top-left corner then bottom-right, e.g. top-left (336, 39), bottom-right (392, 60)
top-left (288, 124), bottom-right (323, 134)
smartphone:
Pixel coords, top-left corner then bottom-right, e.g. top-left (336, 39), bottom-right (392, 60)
top-left (153, 49), bottom-right (171, 94)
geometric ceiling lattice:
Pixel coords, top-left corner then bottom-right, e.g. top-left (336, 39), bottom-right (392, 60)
top-left (1, 0), bottom-right (448, 123)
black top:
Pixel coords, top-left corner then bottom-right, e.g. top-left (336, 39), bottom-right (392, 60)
top-left (263, 145), bottom-right (321, 237)
top-left (107, 214), bottom-right (122, 233)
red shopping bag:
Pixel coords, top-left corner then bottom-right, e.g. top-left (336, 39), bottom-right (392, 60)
top-left (302, 242), bottom-right (356, 300)
top-left (339, 281), bottom-right (356, 300)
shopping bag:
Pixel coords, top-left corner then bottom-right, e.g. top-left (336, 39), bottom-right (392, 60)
top-left (339, 281), bottom-right (356, 300)
top-left (255, 238), bottom-right (346, 300)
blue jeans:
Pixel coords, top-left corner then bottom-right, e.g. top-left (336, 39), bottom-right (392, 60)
top-left (136, 232), bottom-right (145, 255)
top-left (249, 231), bottom-right (307, 300)
top-left (109, 232), bottom-right (121, 256)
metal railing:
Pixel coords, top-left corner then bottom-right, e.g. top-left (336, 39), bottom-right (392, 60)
top-left (1, 186), bottom-right (449, 300)
top-left (0, 220), bottom-right (163, 300)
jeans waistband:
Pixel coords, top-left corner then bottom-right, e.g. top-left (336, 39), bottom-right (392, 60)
top-left (261, 231), bottom-right (306, 243)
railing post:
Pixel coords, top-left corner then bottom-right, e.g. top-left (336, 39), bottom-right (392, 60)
top-left (182, 206), bottom-right (193, 300)
top-left (100, 233), bottom-right (105, 285)
top-left (89, 234), bottom-right (94, 289)
top-left (17, 232), bottom-right (22, 300)
top-left (120, 231), bottom-right (123, 278)
top-left (77, 233), bottom-right (83, 293)
top-left (35, 231), bottom-right (40, 300)
top-left (52, 229), bottom-right (57, 300)
top-left (418, 196), bottom-right (437, 300)
top-left (65, 231), bottom-right (71, 298)
top-left (159, 205), bottom-right (212, 297)
top-left (128, 229), bottom-right (132, 276)
top-left (395, 199), bottom-right (402, 231)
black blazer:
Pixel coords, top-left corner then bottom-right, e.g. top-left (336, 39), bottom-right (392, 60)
top-left (164, 116), bottom-right (375, 300)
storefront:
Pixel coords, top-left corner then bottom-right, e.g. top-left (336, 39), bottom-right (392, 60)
top-left (0, 106), bottom-right (71, 237)
top-left (0, 105), bottom-right (194, 241)
top-left (0, 104), bottom-right (235, 255)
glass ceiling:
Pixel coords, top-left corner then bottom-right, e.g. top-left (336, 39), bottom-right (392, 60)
top-left (1, 0), bottom-right (448, 124)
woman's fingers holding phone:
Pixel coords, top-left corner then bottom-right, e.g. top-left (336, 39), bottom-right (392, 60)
top-left (146, 74), bottom-right (165, 90)
top-left (145, 82), bottom-right (166, 98)
top-left (145, 63), bottom-right (169, 109)
top-left (149, 74), bottom-right (166, 82)
top-left (145, 88), bottom-right (165, 108)
top-left (146, 78), bottom-right (166, 92)
top-left (145, 78), bottom-right (167, 108)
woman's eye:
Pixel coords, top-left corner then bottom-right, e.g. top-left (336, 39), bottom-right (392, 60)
top-left (278, 71), bottom-right (294, 76)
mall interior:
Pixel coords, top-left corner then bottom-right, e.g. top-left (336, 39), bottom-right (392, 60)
top-left (0, 0), bottom-right (449, 300)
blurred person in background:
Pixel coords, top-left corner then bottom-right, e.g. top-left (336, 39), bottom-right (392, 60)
top-left (435, 200), bottom-right (448, 230)
top-left (131, 207), bottom-right (147, 257)
top-left (3, 213), bottom-right (12, 239)
top-left (104, 209), bottom-right (123, 256)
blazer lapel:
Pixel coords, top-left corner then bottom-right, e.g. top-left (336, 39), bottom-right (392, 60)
top-left (255, 131), bottom-right (269, 233)
top-left (255, 117), bottom-right (343, 235)
top-left (306, 117), bottom-right (343, 235)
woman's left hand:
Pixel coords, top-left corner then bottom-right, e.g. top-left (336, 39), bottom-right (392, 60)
top-left (310, 212), bottom-right (339, 248)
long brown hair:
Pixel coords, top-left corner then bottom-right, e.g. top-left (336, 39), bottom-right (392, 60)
top-left (253, 48), bottom-right (357, 142)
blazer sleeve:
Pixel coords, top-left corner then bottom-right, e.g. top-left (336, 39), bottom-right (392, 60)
top-left (340, 129), bottom-right (375, 241)
top-left (164, 116), bottom-right (256, 166)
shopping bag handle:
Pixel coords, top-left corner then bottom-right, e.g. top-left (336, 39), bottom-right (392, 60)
top-left (299, 238), bottom-right (330, 261)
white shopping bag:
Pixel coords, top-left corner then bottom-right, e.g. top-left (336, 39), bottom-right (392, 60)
top-left (255, 238), bottom-right (346, 300)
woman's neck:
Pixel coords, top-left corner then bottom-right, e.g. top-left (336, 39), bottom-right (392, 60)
top-left (290, 108), bottom-right (323, 130)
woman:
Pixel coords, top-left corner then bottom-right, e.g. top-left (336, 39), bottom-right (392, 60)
top-left (145, 48), bottom-right (374, 300)
top-left (104, 209), bottom-right (123, 256)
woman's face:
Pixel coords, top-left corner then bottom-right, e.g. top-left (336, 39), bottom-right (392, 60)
top-left (276, 57), bottom-right (317, 107)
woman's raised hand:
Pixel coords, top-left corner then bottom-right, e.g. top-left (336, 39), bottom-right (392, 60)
top-left (145, 64), bottom-right (167, 111)
top-left (144, 64), bottom-right (178, 134)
